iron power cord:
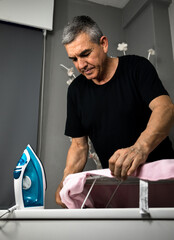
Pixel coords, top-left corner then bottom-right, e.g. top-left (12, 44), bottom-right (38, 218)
top-left (0, 205), bottom-right (18, 218)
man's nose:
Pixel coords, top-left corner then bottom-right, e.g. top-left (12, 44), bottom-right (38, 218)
top-left (78, 58), bottom-right (87, 70)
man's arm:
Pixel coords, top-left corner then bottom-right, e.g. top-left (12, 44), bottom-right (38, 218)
top-left (109, 95), bottom-right (174, 180)
top-left (55, 136), bottom-right (88, 207)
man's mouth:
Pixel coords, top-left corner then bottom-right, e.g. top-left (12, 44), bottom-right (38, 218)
top-left (83, 67), bottom-right (94, 75)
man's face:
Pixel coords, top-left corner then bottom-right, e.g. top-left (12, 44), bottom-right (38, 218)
top-left (65, 32), bottom-right (108, 81)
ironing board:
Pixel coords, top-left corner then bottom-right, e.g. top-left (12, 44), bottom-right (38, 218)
top-left (83, 176), bottom-right (174, 214)
top-left (82, 176), bottom-right (147, 213)
top-left (60, 160), bottom-right (174, 211)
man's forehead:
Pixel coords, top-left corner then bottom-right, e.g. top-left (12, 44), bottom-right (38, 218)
top-left (65, 34), bottom-right (96, 56)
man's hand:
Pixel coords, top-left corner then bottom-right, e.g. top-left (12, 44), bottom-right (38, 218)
top-left (109, 145), bottom-right (148, 180)
top-left (55, 136), bottom-right (88, 207)
top-left (55, 181), bottom-right (67, 208)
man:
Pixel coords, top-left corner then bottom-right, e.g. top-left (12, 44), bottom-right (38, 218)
top-left (56, 16), bottom-right (174, 207)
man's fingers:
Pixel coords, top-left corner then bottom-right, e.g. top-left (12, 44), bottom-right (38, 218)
top-left (109, 146), bottom-right (148, 180)
top-left (120, 158), bottom-right (133, 180)
top-left (55, 193), bottom-right (67, 208)
top-left (55, 183), bottom-right (67, 208)
top-left (109, 152), bottom-right (120, 175)
top-left (127, 158), bottom-right (140, 176)
top-left (109, 150), bottom-right (128, 179)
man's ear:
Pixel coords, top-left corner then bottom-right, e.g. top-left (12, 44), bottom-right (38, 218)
top-left (100, 36), bottom-right (108, 53)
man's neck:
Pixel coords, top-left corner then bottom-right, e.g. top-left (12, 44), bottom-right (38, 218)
top-left (92, 57), bottom-right (119, 85)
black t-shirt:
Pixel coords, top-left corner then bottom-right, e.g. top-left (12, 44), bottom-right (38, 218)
top-left (65, 55), bottom-right (174, 168)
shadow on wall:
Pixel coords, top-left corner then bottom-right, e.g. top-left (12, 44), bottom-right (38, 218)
top-left (0, 22), bottom-right (43, 209)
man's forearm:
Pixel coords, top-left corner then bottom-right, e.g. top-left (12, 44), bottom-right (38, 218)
top-left (109, 95), bottom-right (174, 180)
top-left (134, 96), bottom-right (174, 156)
top-left (63, 139), bottom-right (89, 179)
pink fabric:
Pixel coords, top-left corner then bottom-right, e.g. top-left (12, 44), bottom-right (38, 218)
top-left (60, 159), bottom-right (174, 209)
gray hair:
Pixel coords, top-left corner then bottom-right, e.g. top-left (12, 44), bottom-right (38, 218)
top-left (62, 16), bottom-right (103, 45)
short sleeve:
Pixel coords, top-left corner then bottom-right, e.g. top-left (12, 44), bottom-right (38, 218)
top-left (64, 85), bottom-right (86, 137)
top-left (135, 56), bottom-right (168, 105)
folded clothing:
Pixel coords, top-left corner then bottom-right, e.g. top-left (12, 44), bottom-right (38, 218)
top-left (60, 159), bottom-right (174, 209)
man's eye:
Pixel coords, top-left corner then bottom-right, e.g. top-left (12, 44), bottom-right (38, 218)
top-left (82, 52), bottom-right (90, 57)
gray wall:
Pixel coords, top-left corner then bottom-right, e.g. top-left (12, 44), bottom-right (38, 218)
top-left (123, 1), bottom-right (174, 92)
top-left (123, 3), bottom-right (156, 62)
top-left (123, 0), bottom-right (174, 143)
top-left (0, 22), bottom-right (43, 208)
top-left (169, 0), bottom-right (174, 59)
top-left (41, 0), bottom-right (174, 209)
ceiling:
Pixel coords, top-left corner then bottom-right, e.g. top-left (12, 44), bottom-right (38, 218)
top-left (86, 0), bottom-right (130, 8)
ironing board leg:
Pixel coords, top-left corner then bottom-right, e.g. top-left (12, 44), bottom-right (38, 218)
top-left (105, 180), bottom-right (122, 208)
top-left (81, 179), bottom-right (97, 209)
top-left (139, 179), bottom-right (149, 215)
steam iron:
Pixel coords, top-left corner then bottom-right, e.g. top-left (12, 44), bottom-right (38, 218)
top-left (13, 144), bottom-right (46, 209)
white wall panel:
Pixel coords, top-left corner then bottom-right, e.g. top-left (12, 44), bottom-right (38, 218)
top-left (0, 0), bottom-right (54, 30)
